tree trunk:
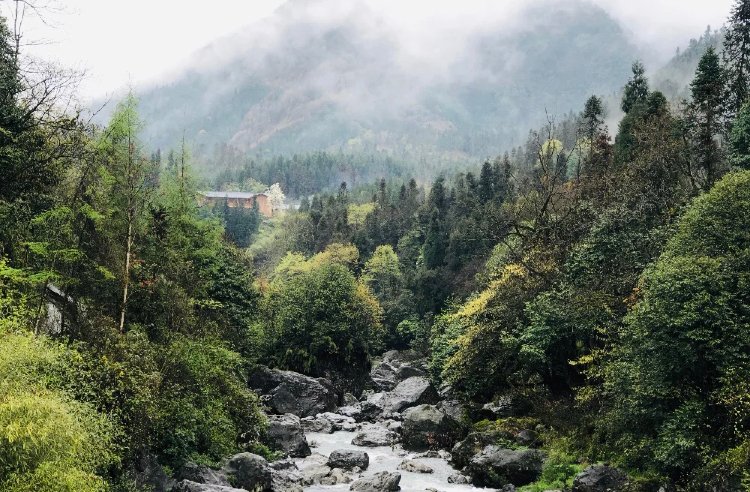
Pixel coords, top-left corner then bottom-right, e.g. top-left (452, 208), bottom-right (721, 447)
top-left (119, 216), bottom-right (133, 333)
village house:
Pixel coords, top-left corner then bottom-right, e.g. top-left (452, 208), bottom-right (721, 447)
top-left (197, 191), bottom-right (274, 217)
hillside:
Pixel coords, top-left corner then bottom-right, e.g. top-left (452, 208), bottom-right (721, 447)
top-left (130, 0), bottom-right (639, 159)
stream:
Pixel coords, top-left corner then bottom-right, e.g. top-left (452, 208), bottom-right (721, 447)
top-left (298, 429), bottom-right (489, 492)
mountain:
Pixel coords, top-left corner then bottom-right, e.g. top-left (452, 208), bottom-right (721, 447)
top-left (128, 0), bottom-right (640, 160)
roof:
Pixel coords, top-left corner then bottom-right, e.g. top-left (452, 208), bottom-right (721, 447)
top-left (199, 191), bottom-right (267, 199)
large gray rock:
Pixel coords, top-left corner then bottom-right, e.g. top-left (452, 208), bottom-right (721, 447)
top-left (476, 394), bottom-right (530, 420)
top-left (451, 431), bottom-right (512, 469)
top-left (267, 414), bottom-right (311, 458)
top-left (249, 366), bottom-right (337, 417)
top-left (327, 449), bottom-right (370, 470)
top-left (173, 481), bottom-right (247, 492)
top-left (381, 376), bottom-right (440, 414)
top-left (401, 404), bottom-right (465, 451)
top-left (349, 471), bottom-right (401, 491)
top-left (467, 445), bottom-right (545, 487)
top-left (351, 424), bottom-right (398, 447)
top-left (176, 462), bottom-right (229, 486)
top-left (301, 415), bottom-right (334, 434)
top-left (134, 454), bottom-right (175, 492)
top-left (221, 453), bottom-right (273, 491)
top-left (370, 350), bottom-right (428, 391)
top-left (397, 459), bottom-right (433, 473)
top-left (572, 465), bottom-right (628, 492)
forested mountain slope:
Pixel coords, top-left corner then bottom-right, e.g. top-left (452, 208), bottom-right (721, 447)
top-left (128, 0), bottom-right (638, 158)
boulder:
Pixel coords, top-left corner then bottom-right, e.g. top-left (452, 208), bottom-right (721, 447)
top-left (327, 449), bottom-right (370, 470)
top-left (298, 453), bottom-right (332, 485)
top-left (401, 404), bottom-right (465, 450)
top-left (451, 431), bottom-right (512, 469)
top-left (438, 399), bottom-right (468, 424)
top-left (175, 462), bottom-right (229, 486)
top-left (351, 424), bottom-right (398, 447)
top-left (267, 414), bottom-right (311, 458)
top-left (467, 445), bottom-right (545, 487)
top-left (321, 468), bottom-right (353, 485)
top-left (134, 454), bottom-right (175, 492)
top-left (343, 393), bottom-right (360, 406)
top-left (248, 366), bottom-right (337, 417)
top-left (397, 459), bottom-right (433, 473)
top-left (349, 471), bottom-right (402, 491)
top-left (448, 473), bottom-right (470, 484)
top-left (317, 412), bottom-right (357, 431)
top-left (370, 350), bottom-right (428, 391)
top-left (476, 394), bottom-right (530, 420)
top-left (173, 481), bottom-right (247, 492)
top-left (221, 453), bottom-right (273, 491)
top-left (381, 376), bottom-right (440, 414)
top-left (271, 466), bottom-right (305, 492)
top-left (515, 429), bottom-right (540, 448)
top-left (301, 415), bottom-right (334, 434)
top-left (572, 465), bottom-right (628, 492)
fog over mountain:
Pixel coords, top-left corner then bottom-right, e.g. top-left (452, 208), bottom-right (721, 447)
top-left (123, 0), bottom-right (644, 160)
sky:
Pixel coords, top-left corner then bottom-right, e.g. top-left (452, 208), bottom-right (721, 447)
top-left (2, 0), bottom-right (736, 102)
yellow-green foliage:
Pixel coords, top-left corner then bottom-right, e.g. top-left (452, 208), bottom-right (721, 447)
top-left (348, 202), bottom-right (375, 226)
top-left (0, 333), bottom-right (115, 490)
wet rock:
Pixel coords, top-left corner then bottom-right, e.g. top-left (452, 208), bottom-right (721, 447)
top-left (321, 468), bottom-right (353, 485)
top-left (173, 481), bottom-right (246, 492)
top-left (467, 445), bottom-right (545, 487)
top-left (267, 414), bottom-right (311, 457)
top-left (351, 424), bottom-right (398, 447)
top-left (397, 459), bottom-right (433, 473)
top-left (401, 404), bottom-right (465, 451)
top-left (221, 453), bottom-right (273, 491)
top-left (318, 412), bottom-right (358, 431)
top-left (327, 449), bottom-right (370, 470)
top-left (349, 471), bottom-right (402, 491)
top-left (271, 465), bottom-right (305, 492)
top-left (248, 366), bottom-right (337, 417)
top-left (344, 393), bottom-right (360, 406)
top-left (572, 465), bottom-right (629, 492)
top-left (370, 350), bottom-right (428, 391)
top-left (448, 473), bottom-right (470, 484)
top-left (301, 415), bottom-right (334, 434)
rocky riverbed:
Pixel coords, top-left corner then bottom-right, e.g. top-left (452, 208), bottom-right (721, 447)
top-left (162, 350), bottom-right (629, 492)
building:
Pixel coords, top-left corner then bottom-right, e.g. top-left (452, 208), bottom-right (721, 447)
top-left (197, 191), bottom-right (273, 217)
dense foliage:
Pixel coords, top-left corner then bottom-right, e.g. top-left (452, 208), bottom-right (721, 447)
top-left (4, 1), bottom-right (750, 490)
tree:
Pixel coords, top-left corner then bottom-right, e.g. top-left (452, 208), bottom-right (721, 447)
top-left (723, 0), bottom-right (750, 117)
top-left (597, 171), bottom-right (750, 486)
top-left (99, 93), bottom-right (154, 333)
top-left (264, 256), bottom-right (382, 391)
top-left (621, 61), bottom-right (649, 114)
top-left (729, 100), bottom-right (750, 168)
top-left (687, 47), bottom-right (727, 189)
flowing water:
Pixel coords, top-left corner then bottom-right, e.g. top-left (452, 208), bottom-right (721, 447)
top-left (298, 429), bottom-right (489, 492)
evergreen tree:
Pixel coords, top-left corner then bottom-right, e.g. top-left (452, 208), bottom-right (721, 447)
top-left (687, 47), bottom-right (727, 189)
top-left (723, 0), bottom-right (750, 117)
top-left (730, 100), bottom-right (750, 168)
top-left (621, 61), bottom-right (649, 114)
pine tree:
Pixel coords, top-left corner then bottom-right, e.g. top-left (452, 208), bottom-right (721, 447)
top-left (621, 61), bottom-right (649, 114)
top-left (688, 47), bottom-right (727, 189)
top-left (723, 0), bottom-right (750, 117)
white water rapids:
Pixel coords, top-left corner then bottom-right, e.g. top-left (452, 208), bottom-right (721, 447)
top-left (298, 429), bottom-right (490, 492)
